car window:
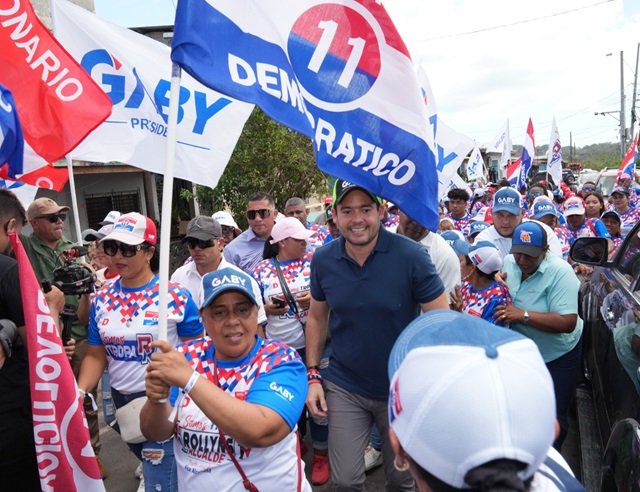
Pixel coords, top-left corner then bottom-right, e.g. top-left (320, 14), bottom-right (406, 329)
top-left (617, 226), bottom-right (640, 288)
top-left (596, 175), bottom-right (617, 197)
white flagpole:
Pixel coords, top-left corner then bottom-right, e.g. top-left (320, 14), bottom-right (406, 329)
top-left (65, 156), bottom-right (83, 246)
top-left (157, 63), bottom-right (182, 342)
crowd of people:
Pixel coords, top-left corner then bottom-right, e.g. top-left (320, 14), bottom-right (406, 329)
top-left (1, 169), bottom-right (638, 491)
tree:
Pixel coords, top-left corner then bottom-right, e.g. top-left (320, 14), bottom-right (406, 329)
top-left (181, 107), bottom-right (330, 229)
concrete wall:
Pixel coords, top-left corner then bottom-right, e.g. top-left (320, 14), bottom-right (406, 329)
top-left (31, 0), bottom-right (95, 29)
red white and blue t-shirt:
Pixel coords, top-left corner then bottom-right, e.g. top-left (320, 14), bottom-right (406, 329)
top-left (88, 276), bottom-right (203, 392)
top-left (170, 337), bottom-right (310, 491)
top-left (563, 218), bottom-right (611, 245)
top-left (382, 214), bottom-right (399, 233)
top-left (306, 223), bottom-right (330, 251)
top-left (461, 280), bottom-right (512, 327)
top-left (446, 213), bottom-right (471, 237)
top-left (252, 253), bottom-right (312, 350)
top-left (618, 207), bottom-right (640, 235)
top-left (555, 227), bottom-right (572, 261)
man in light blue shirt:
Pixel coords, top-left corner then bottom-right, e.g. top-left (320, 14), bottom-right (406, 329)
top-left (224, 192), bottom-right (279, 275)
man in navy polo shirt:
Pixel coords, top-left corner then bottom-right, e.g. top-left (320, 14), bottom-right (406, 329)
top-left (305, 180), bottom-right (448, 491)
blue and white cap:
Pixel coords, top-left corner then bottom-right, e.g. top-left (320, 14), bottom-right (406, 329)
top-left (440, 230), bottom-right (470, 256)
top-left (388, 310), bottom-right (555, 489)
top-left (532, 201), bottom-right (557, 220)
top-left (468, 221), bottom-right (490, 237)
top-left (201, 267), bottom-right (258, 308)
top-left (492, 187), bottom-right (522, 215)
top-left (468, 241), bottom-right (503, 274)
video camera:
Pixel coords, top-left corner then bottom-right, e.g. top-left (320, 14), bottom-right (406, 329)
top-left (40, 246), bottom-right (97, 296)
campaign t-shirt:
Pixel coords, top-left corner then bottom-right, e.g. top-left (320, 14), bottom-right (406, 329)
top-left (461, 280), bottom-right (512, 327)
top-left (447, 212), bottom-right (471, 237)
top-left (170, 337), bottom-right (310, 491)
top-left (88, 276), bottom-right (203, 392)
top-left (563, 218), bottom-right (611, 244)
top-left (252, 253), bottom-right (312, 350)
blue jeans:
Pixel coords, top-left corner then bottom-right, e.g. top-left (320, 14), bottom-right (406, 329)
top-left (111, 388), bottom-right (178, 491)
top-left (546, 337), bottom-right (582, 450)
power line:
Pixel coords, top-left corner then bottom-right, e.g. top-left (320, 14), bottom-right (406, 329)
top-left (406, 0), bottom-right (613, 44)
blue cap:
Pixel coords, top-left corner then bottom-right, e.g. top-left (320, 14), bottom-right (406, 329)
top-left (440, 230), bottom-right (470, 256)
top-left (201, 267), bottom-right (258, 308)
top-left (492, 188), bottom-right (522, 215)
top-left (510, 222), bottom-right (547, 256)
top-left (469, 221), bottom-right (490, 237)
top-left (609, 185), bottom-right (630, 197)
top-left (600, 209), bottom-right (621, 222)
top-left (532, 201), bottom-right (557, 220)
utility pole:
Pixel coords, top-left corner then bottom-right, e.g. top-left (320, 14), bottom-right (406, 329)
top-left (630, 43), bottom-right (639, 143)
top-left (569, 132), bottom-right (573, 164)
top-left (620, 50), bottom-right (626, 159)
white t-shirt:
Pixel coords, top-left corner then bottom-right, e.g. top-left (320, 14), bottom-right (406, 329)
top-left (171, 258), bottom-right (267, 324)
top-left (88, 276), bottom-right (203, 392)
top-left (420, 232), bottom-right (461, 298)
top-left (475, 219), bottom-right (563, 260)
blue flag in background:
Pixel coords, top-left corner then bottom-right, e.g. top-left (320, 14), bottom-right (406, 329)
top-left (0, 83), bottom-right (24, 178)
top-left (171, 0), bottom-right (440, 230)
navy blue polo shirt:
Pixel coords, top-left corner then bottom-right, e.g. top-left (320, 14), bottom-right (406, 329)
top-left (310, 227), bottom-right (444, 400)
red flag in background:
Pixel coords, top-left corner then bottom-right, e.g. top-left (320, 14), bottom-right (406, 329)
top-left (8, 232), bottom-right (105, 492)
top-left (0, 0), bottom-right (112, 163)
top-left (0, 161), bottom-right (68, 191)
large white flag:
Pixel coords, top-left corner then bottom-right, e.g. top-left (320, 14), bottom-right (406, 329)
top-left (547, 117), bottom-right (562, 186)
top-left (466, 146), bottom-right (485, 181)
top-left (416, 66), bottom-right (474, 200)
top-left (52, 0), bottom-right (254, 189)
top-left (488, 119), bottom-right (512, 171)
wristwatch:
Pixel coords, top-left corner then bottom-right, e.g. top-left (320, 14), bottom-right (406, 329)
top-left (523, 310), bottom-right (530, 323)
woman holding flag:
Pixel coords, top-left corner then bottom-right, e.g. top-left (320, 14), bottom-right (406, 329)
top-left (77, 213), bottom-right (203, 492)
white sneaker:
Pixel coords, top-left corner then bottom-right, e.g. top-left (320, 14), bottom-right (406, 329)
top-left (364, 444), bottom-right (383, 472)
top-left (135, 463), bottom-right (143, 479)
top-left (136, 476), bottom-right (145, 492)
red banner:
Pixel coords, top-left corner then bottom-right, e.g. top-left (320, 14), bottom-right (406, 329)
top-left (0, 163), bottom-right (68, 191)
top-left (0, 0), bottom-right (112, 163)
top-left (8, 232), bottom-right (105, 492)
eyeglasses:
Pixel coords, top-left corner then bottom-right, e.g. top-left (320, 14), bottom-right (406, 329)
top-left (102, 240), bottom-right (146, 257)
top-left (185, 238), bottom-right (215, 249)
top-left (246, 209), bottom-right (272, 220)
top-left (36, 214), bottom-right (66, 223)
top-left (582, 187), bottom-right (595, 192)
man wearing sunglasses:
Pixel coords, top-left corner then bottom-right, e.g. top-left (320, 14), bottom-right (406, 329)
top-left (224, 191), bottom-right (280, 275)
top-left (20, 197), bottom-right (108, 479)
top-left (0, 190), bottom-right (67, 490)
top-left (171, 216), bottom-right (266, 326)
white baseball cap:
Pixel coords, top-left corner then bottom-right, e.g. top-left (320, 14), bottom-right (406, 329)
top-left (99, 210), bottom-right (121, 226)
top-left (467, 241), bottom-right (503, 274)
top-left (388, 310), bottom-right (556, 489)
top-left (101, 213), bottom-right (157, 245)
top-left (212, 210), bottom-right (239, 229)
top-left (563, 197), bottom-right (586, 217)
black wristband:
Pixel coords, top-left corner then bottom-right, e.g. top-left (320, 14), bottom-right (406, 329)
top-left (306, 365), bottom-right (321, 371)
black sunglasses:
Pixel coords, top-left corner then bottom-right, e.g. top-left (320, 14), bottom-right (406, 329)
top-left (246, 209), bottom-right (271, 220)
top-left (36, 213), bottom-right (66, 223)
top-left (103, 240), bottom-right (146, 258)
top-left (184, 238), bottom-right (215, 249)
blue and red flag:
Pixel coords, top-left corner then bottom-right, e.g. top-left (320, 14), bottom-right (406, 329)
top-left (520, 118), bottom-right (535, 185)
top-left (507, 157), bottom-right (522, 188)
top-left (0, 83), bottom-right (23, 178)
top-left (618, 131), bottom-right (638, 179)
top-left (171, 0), bottom-right (440, 230)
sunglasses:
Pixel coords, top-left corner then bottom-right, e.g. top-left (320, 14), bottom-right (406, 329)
top-left (36, 213), bottom-right (66, 223)
top-left (221, 226), bottom-right (235, 236)
top-left (246, 209), bottom-right (272, 220)
top-left (103, 240), bottom-right (146, 258)
top-left (184, 238), bottom-right (215, 249)
top-left (527, 192), bottom-right (542, 199)
top-left (582, 187), bottom-right (595, 192)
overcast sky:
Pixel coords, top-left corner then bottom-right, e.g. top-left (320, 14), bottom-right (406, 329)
top-left (94, 0), bottom-right (640, 152)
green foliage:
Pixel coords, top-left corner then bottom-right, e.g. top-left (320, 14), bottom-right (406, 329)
top-left (181, 108), bottom-right (330, 229)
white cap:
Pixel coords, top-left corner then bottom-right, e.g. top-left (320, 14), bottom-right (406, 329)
top-left (212, 210), bottom-right (239, 229)
top-left (388, 310), bottom-right (556, 489)
top-left (468, 241), bottom-right (503, 274)
top-left (564, 197), bottom-right (586, 217)
top-left (99, 210), bottom-right (121, 226)
top-left (101, 213), bottom-right (157, 245)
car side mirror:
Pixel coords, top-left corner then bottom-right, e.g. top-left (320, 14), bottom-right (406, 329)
top-left (569, 237), bottom-right (608, 265)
